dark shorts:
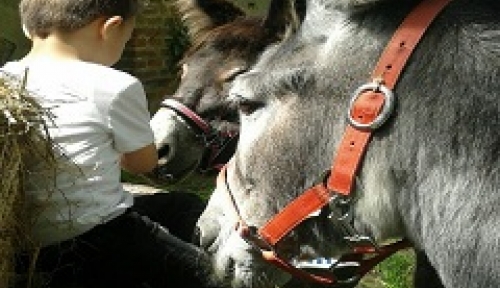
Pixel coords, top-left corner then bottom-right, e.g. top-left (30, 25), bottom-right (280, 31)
top-left (16, 192), bottom-right (212, 288)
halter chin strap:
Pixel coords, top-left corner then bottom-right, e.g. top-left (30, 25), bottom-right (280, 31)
top-left (219, 0), bottom-right (453, 286)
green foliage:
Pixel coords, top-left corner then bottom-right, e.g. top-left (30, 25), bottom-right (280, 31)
top-left (122, 170), bottom-right (215, 200)
top-left (164, 16), bottom-right (190, 68)
top-left (160, 172), bottom-right (216, 200)
top-left (372, 250), bottom-right (415, 288)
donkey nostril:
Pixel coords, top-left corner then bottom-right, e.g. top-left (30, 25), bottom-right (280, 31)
top-left (225, 257), bottom-right (235, 276)
top-left (158, 144), bottom-right (170, 159)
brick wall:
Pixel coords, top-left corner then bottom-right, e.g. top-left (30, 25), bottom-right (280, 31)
top-left (115, 0), bottom-right (189, 113)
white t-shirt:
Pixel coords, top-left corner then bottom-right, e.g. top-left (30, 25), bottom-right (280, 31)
top-left (1, 60), bottom-right (154, 246)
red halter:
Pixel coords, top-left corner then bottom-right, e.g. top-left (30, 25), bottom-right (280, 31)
top-left (160, 98), bottom-right (238, 171)
top-left (161, 99), bottom-right (212, 135)
top-left (219, 0), bottom-right (453, 285)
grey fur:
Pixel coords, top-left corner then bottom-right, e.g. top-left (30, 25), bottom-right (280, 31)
top-left (196, 0), bottom-right (500, 287)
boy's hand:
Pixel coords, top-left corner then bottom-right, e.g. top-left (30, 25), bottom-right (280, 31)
top-left (120, 143), bottom-right (158, 174)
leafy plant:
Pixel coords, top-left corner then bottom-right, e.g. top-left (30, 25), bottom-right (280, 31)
top-left (164, 16), bottom-right (190, 68)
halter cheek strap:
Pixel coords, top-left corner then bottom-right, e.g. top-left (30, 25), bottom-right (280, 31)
top-left (327, 0), bottom-right (455, 195)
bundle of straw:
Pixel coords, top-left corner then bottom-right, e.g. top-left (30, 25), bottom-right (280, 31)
top-left (0, 70), bottom-right (57, 288)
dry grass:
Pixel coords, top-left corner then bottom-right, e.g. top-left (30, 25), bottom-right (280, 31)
top-left (0, 70), bottom-right (58, 288)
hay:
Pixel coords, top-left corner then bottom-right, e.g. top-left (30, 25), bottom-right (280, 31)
top-left (0, 70), bottom-right (57, 288)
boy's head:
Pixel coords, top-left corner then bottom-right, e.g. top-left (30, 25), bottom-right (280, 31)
top-left (20, 0), bottom-right (140, 38)
top-left (20, 0), bottom-right (141, 66)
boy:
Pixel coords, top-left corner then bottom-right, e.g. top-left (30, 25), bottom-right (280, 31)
top-left (2, 0), bottom-right (217, 287)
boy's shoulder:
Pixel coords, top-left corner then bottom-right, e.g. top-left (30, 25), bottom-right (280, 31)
top-left (2, 60), bottom-right (141, 93)
top-left (85, 62), bottom-right (143, 95)
top-left (74, 61), bottom-right (139, 86)
top-left (3, 60), bottom-right (137, 82)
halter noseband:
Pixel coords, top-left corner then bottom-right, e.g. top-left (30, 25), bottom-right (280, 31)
top-left (160, 98), bottom-right (238, 171)
top-left (219, 0), bottom-right (453, 286)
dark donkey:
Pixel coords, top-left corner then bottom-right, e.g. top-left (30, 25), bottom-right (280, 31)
top-left (195, 0), bottom-right (500, 287)
top-left (150, 0), bottom-right (305, 183)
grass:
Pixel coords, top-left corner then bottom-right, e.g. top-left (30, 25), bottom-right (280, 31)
top-left (122, 170), bottom-right (215, 200)
top-left (122, 171), bottom-right (416, 288)
top-left (360, 250), bottom-right (415, 288)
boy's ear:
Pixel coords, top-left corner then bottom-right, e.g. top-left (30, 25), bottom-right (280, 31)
top-left (100, 16), bottom-right (124, 39)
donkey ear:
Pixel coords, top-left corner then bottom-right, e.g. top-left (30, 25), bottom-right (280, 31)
top-left (175, 0), bottom-right (245, 39)
top-left (263, 0), bottom-right (306, 38)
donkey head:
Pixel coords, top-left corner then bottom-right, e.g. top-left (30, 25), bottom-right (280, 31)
top-left (151, 0), bottom-right (305, 183)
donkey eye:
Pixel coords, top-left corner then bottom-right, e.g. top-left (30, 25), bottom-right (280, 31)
top-left (234, 97), bottom-right (264, 116)
top-left (220, 66), bottom-right (247, 83)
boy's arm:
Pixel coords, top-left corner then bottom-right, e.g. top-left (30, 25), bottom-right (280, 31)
top-left (109, 79), bottom-right (157, 174)
top-left (120, 143), bottom-right (158, 174)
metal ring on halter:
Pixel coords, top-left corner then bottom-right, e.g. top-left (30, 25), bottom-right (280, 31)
top-left (347, 82), bottom-right (395, 130)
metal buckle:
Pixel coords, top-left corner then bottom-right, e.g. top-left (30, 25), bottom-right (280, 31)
top-left (327, 194), bottom-right (380, 251)
top-left (347, 81), bottom-right (395, 130)
top-left (330, 261), bottom-right (362, 287)
top-left (327, 194), bottom-right (355, 238)
top-left (294, 258), bottom-right (360, 288)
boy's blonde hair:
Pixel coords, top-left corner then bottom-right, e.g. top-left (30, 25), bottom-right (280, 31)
top-left (20, 0), bottom-right (140, 38)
